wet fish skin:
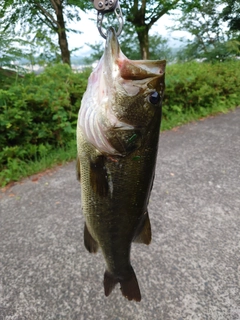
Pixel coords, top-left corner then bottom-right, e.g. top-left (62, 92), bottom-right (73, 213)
top-left (77, 27), bottom-right (166, 302)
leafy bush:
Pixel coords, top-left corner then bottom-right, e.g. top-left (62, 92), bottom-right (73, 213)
top-left (1, 61), bottom-right (240, 186)
top-left (0, 63), bottom-right (90, 185)
top-left (163, 60), bottom-right (240, 127)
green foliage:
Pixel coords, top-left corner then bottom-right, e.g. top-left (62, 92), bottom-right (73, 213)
top-left (84, 42), bottom-right (104, 64)
top-left (0, 67), bottom-right (24, 90)
top-left (115, 0), bottom-right (183, 59)
top-left (162, 60), bottom-right (240, 129)
top-left (1, 0), bottom-right (91, 65)
top-left (177, 38), bottom-right (240, 62)
top-left (118, 22), bottom-right (142, 60)
top-left (149, 34), bottom-right (174, 61)
top-left (221, 0), bottom-right (240, 32)
top-left (0, 27), bottom-right (31, 69)
top-left (84, 28), bottom-right (173, 63)
top-left (174, 0), bottom-right (240, 62)
top-left (84, 1), bottom-right (182, 60)
top-left (1, 60), bottom-right (240, 186)
top-left (0, 63), bottom-right (90, 186)
top-left (84, 21), bottom-right (142, 63)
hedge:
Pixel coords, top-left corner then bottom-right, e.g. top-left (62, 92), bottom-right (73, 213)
top-left (1, 61), bottom-right (240, 186)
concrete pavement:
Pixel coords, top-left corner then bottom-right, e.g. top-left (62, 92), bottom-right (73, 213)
top-left (1, 108), bottom-right (240, 320)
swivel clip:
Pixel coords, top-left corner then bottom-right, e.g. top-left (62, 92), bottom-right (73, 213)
top-left (92, 0), bottom-right (124, 39)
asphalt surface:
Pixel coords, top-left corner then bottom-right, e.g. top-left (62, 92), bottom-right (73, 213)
top-left (1, 108), bottom-right (240, 320)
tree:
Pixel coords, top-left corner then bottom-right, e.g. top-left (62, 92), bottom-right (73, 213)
top-left (0, 0), bottom-right (91, 65)
top-left (174, 0), bottom-right (240, 61)
top-left (222, 0), bottom-right (240, 33)
top-left (121, 0), bottom-right (182, 59)
top-left (84, 21), bottom-right (173, 64)
top-left (149, 33), bottom-right (173, 60)
top-left (0, 29), bottom-right (24, 68)
top-left (86, 1), bottom-right (182, 60)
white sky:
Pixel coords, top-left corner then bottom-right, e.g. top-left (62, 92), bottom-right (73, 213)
top-left (67, 10), bottom-right (191, 56)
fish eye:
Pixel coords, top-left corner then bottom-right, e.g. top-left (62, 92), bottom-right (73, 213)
top-left (149, 91), bottom-right (161, 105)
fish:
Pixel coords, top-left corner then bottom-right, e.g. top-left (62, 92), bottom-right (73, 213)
top-left (76, 27), bottom-right (166, 302)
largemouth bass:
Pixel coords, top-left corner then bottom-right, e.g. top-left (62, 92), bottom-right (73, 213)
top-left (77, 27), bottom-right (166, 302)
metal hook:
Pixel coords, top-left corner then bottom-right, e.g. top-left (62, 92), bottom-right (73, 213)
top-left (96, 1), bottom-right (124, 39)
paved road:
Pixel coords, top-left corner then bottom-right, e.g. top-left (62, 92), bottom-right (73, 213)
top-left (1, 108), bottom-right (240, 320)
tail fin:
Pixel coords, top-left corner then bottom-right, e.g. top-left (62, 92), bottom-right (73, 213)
top-left (103, 267), bottom-right (141, 302)
top-left (103, 270), bottom-right (118, 297)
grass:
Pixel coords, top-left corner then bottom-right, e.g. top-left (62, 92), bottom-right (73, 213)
top-left (160, 103), bottom-right (237, 131)
top-left (1, 104), bottom-right (238, 188)
top-left (0, 139), bottom-right (77, 188)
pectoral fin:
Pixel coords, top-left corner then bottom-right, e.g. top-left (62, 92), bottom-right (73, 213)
top-left (106, 129), bottom-right (142, 155)
top-left (133, 211), bottom-right (152, 245)
top-left (84, 223), bottom-right (99, 253)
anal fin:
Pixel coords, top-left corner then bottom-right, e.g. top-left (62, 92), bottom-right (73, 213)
top-left (84, 223), bottom-right (99, 253)
top-left (133, 211), bottom-right (151, 245)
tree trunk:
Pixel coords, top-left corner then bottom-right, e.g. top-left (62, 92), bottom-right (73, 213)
top-left (126, 0), bottom-right (181, 60)
top-left (128, 0), bottom-right (150, 59)
top-left (54, 1), bottom-right (71, 65)
top-left (137, 26), bottom-right (149, 59)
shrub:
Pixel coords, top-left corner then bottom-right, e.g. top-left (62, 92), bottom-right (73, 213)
top-left (0, 63), bottom-right (90, 185)
top-left (163, 60), bottom-right (240, 118)
top-left (1, 61), bottom-right (240, 186)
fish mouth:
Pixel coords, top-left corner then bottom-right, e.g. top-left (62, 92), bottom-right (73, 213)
top-left (104, 27), bottom-right (120, 63)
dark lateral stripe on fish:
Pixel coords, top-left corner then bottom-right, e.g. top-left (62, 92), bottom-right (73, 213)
top-left (104, 267), bottom-right (141, 302)
top-left (90, 156), bottom-right (108, 197)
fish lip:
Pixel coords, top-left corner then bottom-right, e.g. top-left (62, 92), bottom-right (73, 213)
top-left (105, 27), bottom-right (120, 62)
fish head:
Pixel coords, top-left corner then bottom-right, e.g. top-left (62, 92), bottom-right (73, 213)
top-left (78, 27), bottom-right (166, 155)
top-left (103, 27), bottom-right (166, 127)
